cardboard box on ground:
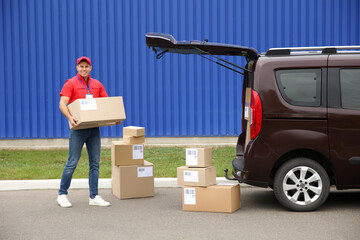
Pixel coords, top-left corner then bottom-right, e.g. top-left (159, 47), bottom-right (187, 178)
top-left (67, 96), bottom-right (126, 130)
top-left (178, 148), bottom-right (241, 213)
top-left (112, 160), bottom-right (154, 200)
top-left (182, 184), bottom-right (241, 213)
top-left (111, 126), bottom-right (154, 200)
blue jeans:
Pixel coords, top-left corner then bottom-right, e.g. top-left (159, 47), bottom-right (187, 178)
top-left (59, 127), bottom-right (101, 198)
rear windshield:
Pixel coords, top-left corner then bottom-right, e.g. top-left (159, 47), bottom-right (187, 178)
top-left (275, 69), bottom-right (322, 107)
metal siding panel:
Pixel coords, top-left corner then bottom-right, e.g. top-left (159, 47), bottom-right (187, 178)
top-left (1, 0), bottom-right (360, 139)
top-left (106, 0), bottom-right (119, 137)
top-left (210, 0), bottom-right (218, 136)
top-left (308, 0), bottom-right (316, 46)
top-left (0, 0), bottom-right (5, 138)
top-left (12, 0), bottom-right (22, 138)
top-left (349, 0), bottom-right (359, 45)
top-left (139, 0), bottom-right (148, 136)
top-left (4, 0), bottom-right (14, 138)
top-left (163, 0), bottom-right (171, 136)
top-left (52, 0), bottom-right (62, 138)
top-left (170, 0), bottom-right (180, 136)
top-left (203, 0), bottom-right (211, 136)
top-left (333, 0), bottom-right (340, 45)
top-left (44, 0), bottom-right (54, 138)
top-left (115, 0), bottom-right (125, 137)
top-left (36, 0), bottom-right (46, 138)
top-left (132, 0), bottom-right (140, 129)
top-left (20, 0), bottom-right (30, 138)
top-left (98, 0), bottom-right (109, 137)
top-left (27, 0), bottom-right (37, 138)
top-left (59, 0), bottom-right (68, 136)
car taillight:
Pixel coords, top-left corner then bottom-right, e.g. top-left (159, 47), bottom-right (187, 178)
top-left (250, 90), bottom-right (262, 140)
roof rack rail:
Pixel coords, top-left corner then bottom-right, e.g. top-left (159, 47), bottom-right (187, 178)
top-left (265, 46), bottom-right (360, 56)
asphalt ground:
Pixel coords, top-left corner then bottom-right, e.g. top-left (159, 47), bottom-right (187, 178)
top-left (1, 187), bottom-right (359, 240)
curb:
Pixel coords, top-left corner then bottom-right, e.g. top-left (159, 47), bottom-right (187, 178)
top-left (0, 137), bottom-right (238, 150)
top-left (0, 177), bottom-right (246, 191)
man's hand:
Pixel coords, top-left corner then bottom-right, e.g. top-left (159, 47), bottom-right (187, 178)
top-left (69, 116), bottom-right (79, 128)
top-left (59, 96), bottom-right (79, 128)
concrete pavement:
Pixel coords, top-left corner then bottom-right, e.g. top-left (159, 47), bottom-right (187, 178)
top-left (1, 187), bottom-right (359, 240)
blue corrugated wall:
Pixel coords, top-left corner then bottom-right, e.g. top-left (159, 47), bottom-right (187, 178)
top-left (1, 0), bottom-right (359, 139)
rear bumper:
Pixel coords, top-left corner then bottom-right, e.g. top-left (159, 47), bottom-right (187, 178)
top-left (235, 137), bottom-right (279, 188)
top-left (237, 171), bottom-right (269, 188)
top-left (226, 154), bottom-right (269, 188)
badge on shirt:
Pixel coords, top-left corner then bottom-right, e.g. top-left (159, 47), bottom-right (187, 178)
top-left (86, 94), bottom-right (93, 99)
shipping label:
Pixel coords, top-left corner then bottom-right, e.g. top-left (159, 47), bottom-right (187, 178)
top-left (132, 145), bottom-right (144, 159)
top-left (183, 171), bottom-right (199, 182)
top-left (80, 99), bottom-right (97, 111)
top-left (186, 148), bottom-right (198, 166)
top-left (184, 188), bottom-right (196, 205)
top-left (244, 106), bottom-right (249, 119)
top-left (137, 166), bottom-right (153, 178)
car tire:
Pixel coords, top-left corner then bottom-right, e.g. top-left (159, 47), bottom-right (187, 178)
top-left (273, 158), bottom-right (330, 212)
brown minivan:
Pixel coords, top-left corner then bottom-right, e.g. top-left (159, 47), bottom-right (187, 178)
top-left (146, 33), bottom-right (360, 211)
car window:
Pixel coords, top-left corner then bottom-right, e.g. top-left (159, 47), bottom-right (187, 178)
top-left (275, 69), bottom-right (322, 107)
top-left (340, 69), bottom-right (360, 109)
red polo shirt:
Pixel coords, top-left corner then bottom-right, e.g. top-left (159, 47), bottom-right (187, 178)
top-left (60, 73), bottom-right (108, 104)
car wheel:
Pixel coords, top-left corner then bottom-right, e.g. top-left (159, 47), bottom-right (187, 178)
top-left (273, 158), bottom-right (330, 211)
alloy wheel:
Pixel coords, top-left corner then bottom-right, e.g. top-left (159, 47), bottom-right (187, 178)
top-left (282, 166), bottom-right (322, 206)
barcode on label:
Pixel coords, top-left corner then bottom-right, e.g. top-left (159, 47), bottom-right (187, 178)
top-left (187, 150), bottom-right (197, 155)
top-left (134, 146), bottom-right (142, 150)
top-left (133, 145), bottom-right (144, 159)
top-left (137, 166), bottom-right (153, 177)
top-left (183, 171), bottom-right (199, 182)
top-left (186, 148), bottom-right (198, 166)
top-left (184, 188), bottom-right (196, 205)
top-left (80, 99), bottom-right (97, 111)
top-left (184, 189), bottom-right (195, 195)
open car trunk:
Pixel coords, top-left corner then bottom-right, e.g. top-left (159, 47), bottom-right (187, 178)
top-left (145, 33), bottom-right (259, 182)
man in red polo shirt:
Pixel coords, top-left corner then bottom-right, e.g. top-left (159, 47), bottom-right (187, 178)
top-left (57, 56), bottom-right (110, 207)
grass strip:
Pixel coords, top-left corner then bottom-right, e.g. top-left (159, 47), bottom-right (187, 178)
top-left (0, 147), bottom-right (235, 180)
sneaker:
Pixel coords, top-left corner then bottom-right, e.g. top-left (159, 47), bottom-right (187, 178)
top-left (89, 195), bottom-right (111, 207)
top-left (57, 194), bottom-right (72, 208)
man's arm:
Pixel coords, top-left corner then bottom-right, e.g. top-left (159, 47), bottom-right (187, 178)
top-left (59, 96), bottom-right (79, 128)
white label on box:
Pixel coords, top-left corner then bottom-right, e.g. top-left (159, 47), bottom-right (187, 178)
top-left (244, 106), bottom-right (249, 119)
top-left (132, 145), bottom-right (144, 159)
top-left (186, 148), bottom-right (198, 166)
top-left (183, 171), bottom-right (199, 182)
top-left (137, 166), bottom-right (153, 178)
top-left (184, 188), bottom-right (196, 205)
top-left (80, 99), bottom-right (97, 111)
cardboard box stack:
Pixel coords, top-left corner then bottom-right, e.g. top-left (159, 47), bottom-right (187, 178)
top-left (178, 148), bottom-right (241, 213)
top-left (112, 126), bottom-right (154, 199)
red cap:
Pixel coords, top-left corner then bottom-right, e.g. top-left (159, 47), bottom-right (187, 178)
top-left (77, 56), bottom-right (91, 66)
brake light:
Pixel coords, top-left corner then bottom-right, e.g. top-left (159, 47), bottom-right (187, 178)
top-left (250, 90), bottom-right (262, 140)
